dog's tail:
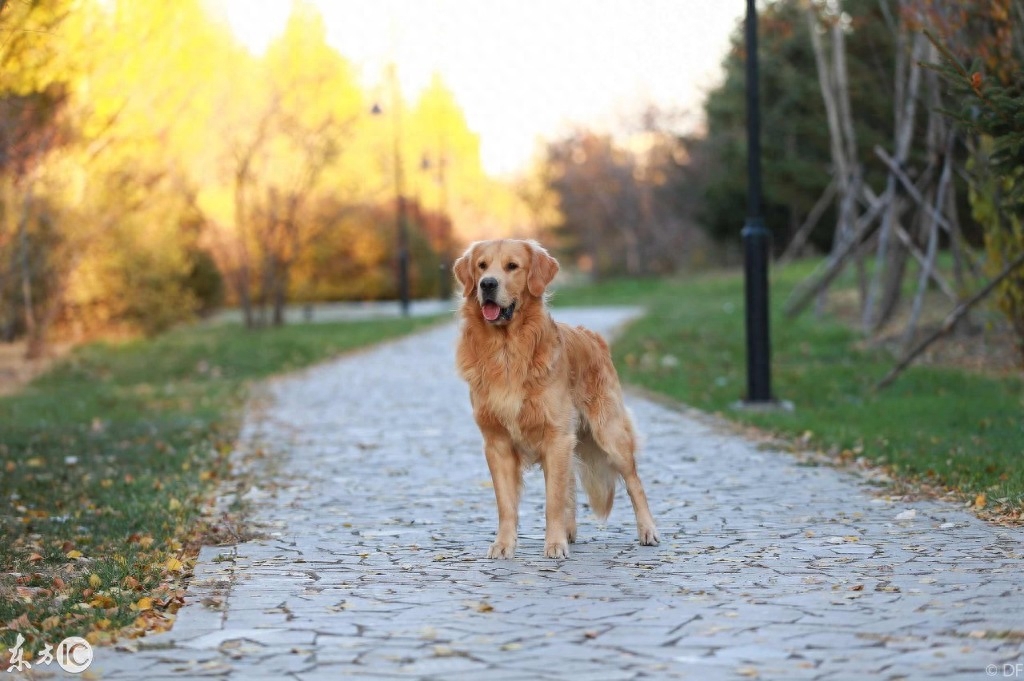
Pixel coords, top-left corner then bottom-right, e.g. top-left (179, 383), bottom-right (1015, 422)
top-left (576, 431), bottom-right (617, 520)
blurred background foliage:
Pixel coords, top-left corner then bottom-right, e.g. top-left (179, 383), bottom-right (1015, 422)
top-left (0, 0), bottom-right (1020, 361)
top-left (0, 0), bottom-right (523, 350)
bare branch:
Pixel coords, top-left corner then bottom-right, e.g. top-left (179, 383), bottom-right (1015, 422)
top-left (876, 250), bottom-right (1024, 390)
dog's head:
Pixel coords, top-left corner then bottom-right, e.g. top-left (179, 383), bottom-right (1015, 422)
top-left (453, 239), bottom-right (559, 326)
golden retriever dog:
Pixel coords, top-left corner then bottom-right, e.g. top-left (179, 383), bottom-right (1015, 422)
top-left (454, 239), bottom-right (659, 559)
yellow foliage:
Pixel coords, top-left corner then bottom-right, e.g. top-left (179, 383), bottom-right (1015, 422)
top-left (1, 0), bottom-right (537, 343)
top-left (970, 140), bottom-right (1024, 359)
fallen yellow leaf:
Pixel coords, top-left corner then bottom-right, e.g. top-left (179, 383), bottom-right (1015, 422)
top-left (89, 574), bottom-right (102, 589)
top-left (136, 597), bottom-right (153, 611)
top-left (139, 536), bottom-right (155, 549)
top-left (66, 550), bottom-right (83, 559)
top-left (168, 497), bottom-right (182, 511)
top-left (975, 493), bottom-right (986, 509)
top-left (165, 557), bottom-right (184, 572)
top-left (27, 552), bottom-right (43, 562)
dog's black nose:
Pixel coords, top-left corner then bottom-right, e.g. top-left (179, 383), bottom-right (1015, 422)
top-left (480, 277), bottom-right (498, 293)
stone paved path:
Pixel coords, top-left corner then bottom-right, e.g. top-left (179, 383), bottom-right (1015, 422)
top-left (94, 308), bottom-right (1024, 680)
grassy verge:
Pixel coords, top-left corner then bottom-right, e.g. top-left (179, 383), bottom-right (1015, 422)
top-left (0, 314), bottom-right (443, 651)
top-left (552, 265), bottom-right (1024, 517)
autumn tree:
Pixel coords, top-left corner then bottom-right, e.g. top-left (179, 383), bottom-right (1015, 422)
top-left (925, 0), bottom-right (1024, 361)
top-left (539, 108), bottom-right (700, 279)
top-left (0, 0), bottom-right (527, 347)
top-left (60, 0), bottom-right (234, 336)
top-left (0, 0), bottom-right (74, 355)
top-left (258, 3), bottom-right (363, 325)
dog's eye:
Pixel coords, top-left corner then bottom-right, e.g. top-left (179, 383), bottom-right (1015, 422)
top-left (506, 262), bottom-right (519, 271)
top-left (477, 261), bottom-right (487, 270)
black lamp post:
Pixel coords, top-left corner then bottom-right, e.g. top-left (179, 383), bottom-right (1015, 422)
top-left (373, 63), bottom-right (411, 317)
top-left (742, 0), bottom-right (773, 403)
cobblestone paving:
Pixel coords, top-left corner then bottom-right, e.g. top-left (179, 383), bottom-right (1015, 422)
top-left (94, 307), bottom-right (1024, 680)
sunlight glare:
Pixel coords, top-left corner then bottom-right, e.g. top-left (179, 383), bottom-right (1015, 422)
top-left (218, 1), bottom-right (744, 176)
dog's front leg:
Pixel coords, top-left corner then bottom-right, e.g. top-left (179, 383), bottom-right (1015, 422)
top-left (483, 434), bottom-right (520, 559)
top-left (541, 435), bottom-right (575, 559)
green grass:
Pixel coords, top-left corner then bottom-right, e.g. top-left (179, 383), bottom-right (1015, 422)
top-left (554, 265), bottom-right (1024, 511)
top-left (0, 314), bottom-right (443, 650)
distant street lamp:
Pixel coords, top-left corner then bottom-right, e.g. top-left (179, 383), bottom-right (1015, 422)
top-left (420, 152), bottom-right (453, 301)
top-left (372, 63), bottom-right (411, 317)
top-left (742, 0), bottom-right (773, 403)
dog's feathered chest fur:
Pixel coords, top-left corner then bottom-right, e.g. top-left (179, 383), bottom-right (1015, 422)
top-left (456, 306), bottom-right (572, 446)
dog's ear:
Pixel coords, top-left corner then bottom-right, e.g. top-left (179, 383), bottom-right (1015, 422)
top-left (527, 241), bottom-right (559, 297)
top-left (452, 243), bottom-right (478, 299)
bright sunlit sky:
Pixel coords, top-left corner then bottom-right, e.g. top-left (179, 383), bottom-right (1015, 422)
top-left (215, 1), bottom-right (745, 177)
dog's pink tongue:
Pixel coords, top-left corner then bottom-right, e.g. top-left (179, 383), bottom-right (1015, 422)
top-left (482, 302), bottom-right (501, 321)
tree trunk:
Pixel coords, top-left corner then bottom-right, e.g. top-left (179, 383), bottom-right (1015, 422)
top-left (272, 263), bottom-right (287, 327)
top-left (806, 7), bottom-right (866, 314)
top-left (901, 127), bottom-right (956, 348)
top-left (806, 7), bottom-right (851, 246)
top-left (18, 185), bottom-right (38, 358)
top-left (863, 29), bottom-right (926, 332)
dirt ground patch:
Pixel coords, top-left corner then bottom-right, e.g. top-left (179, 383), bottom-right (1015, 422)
top-left (824, 287), bottom-right (1022, 380)
top-left (0, 341), bottom-right (72, 396)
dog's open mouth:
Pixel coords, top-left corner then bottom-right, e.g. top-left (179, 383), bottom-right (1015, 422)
top-left (482, 300), bottom-right (515, 323)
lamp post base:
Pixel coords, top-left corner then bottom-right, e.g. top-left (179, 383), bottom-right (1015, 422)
top-left (731, 398), bottom-right (794, 413)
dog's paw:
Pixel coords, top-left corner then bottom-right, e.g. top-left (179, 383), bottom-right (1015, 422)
top-left (544, 541), bottom-right (570, 559)
top-left (487, 540), bottom-right (517, 559)
top-left (638, 524), bottom-right (661, 546)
